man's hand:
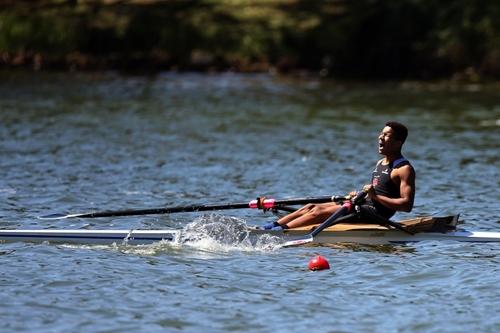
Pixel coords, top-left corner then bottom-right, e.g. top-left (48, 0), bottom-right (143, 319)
top-left (362, 184), bottom-right (376, 199)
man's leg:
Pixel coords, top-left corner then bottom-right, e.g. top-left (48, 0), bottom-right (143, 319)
top-left (278, 202), bottom-right (340, 228)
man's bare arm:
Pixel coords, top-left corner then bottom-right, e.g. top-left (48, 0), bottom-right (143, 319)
top-left (366, 165), bottom-right (415, 212)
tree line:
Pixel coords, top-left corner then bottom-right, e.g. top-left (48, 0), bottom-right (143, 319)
top-left (1, 0), bottom-right (499, 80)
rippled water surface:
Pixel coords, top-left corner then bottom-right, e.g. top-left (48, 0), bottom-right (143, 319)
top-left (0, 72), bottom-right (499, 332)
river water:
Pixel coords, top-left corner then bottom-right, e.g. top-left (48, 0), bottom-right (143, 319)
top-left (0, 71), bottom-right (499, 332)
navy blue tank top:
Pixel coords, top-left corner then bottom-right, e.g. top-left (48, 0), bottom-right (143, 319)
top-left (368, 157), bottom-right (411, 218)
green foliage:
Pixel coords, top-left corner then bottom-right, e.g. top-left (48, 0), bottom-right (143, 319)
top-left (0, 0), bottom-right (499, 78)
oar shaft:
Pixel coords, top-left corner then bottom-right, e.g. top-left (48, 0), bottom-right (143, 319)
top-left (310, 191), bottom-right (367, 237)
top-left (82, 197), bottom-right (339, 218)
top-left (310, 205), bottom-right (350, 237)
top-left (41, 195), bottom-right (343, 219)
top-left (281, 191), bottom-right (367, 248)
top-left (76, 202), bottom-right (251, 218)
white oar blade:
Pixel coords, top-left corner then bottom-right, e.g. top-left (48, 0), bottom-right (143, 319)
top-left (38, 213), bottom-right (85, 220)
top-left (280, 236), bottom-right (314, 248)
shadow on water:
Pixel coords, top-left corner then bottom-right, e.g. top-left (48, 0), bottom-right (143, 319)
top-left (306, 242), bottom-right (417, 254)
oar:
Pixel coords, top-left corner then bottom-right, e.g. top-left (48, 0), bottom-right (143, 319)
top-left (281, 190), bottom-right (367, 247)
top-left (39, 195), bottom-right (349, 220)
top-left (358, 206), bottom-right (414, 235)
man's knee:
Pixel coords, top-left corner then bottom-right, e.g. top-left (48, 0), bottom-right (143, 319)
top-left (311, 205), bottom-right (337, 216)
top-left (302, 203), bottom-right (316, 211)
top-left (307, 205), bottom-right (324, 217)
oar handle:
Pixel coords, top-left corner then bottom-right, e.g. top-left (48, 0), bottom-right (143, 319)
top-left (249, 195), bottom-right (343, 209)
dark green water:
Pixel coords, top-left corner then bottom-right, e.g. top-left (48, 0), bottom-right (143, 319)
top-left (0, 72), bottom-right (499, 332)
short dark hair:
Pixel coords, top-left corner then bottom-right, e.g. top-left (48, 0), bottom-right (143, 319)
top-left (385, 121), bottom-right (408, 143)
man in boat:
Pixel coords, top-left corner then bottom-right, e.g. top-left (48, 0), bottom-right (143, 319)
top-left (264, 121), bottom-right (416, 230)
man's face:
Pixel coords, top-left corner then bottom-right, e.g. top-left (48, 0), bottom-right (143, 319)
top-left (378, 126), bottom-right (402, 155)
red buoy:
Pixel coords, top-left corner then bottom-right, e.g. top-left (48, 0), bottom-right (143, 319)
top-left (308, 255), bottom-right (330, 271)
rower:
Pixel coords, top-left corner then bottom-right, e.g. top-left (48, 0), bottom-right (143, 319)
top-left (264, 121), bottom-right (416, 230)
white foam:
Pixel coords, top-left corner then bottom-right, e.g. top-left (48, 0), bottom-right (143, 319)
top-left (181, 214), bottom-right (281, 252)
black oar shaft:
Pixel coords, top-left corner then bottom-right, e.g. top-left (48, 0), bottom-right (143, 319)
top-left (281, 191), bottom-right (367, 247)
top-left (77, 202), bottom-right (251, 218)
top-left (358, 207), bottom-right (414, 235)
top-left (310, 206), bottom-right (350, 237)
top-left (85, 196), bottom-right (340, 218)
top-left (311, 191), bottom-right (367, 237)
top-left (41, 195), bottom-right (343, 219)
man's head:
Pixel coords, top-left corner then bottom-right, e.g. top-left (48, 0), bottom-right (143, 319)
top-left (385, 121), bottom-right (408, 144)
top-left (378, 121), bottom-right (408, 155)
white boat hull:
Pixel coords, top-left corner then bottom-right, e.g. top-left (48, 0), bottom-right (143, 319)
top-left (0, 228), bottom-right (499, 246)
top-left (253, 228), bottom-right (500, 245)
top-left (0, 229), bottom-right (180, 245)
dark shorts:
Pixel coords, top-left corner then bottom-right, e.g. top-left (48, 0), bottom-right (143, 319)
top-left (359, 204), bottom-right (378, 216)
top-left (361, 200), bottom-right (395, 219)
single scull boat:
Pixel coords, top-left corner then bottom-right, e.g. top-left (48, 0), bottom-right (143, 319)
top-left (1, 215), bottom-right (499, 246)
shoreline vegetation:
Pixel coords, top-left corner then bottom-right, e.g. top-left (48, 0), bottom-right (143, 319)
top-left (1, 0), bottom-right (499, 81)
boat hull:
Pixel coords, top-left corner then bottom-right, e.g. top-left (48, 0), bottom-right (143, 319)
top-left (251, 228), bottom-right (500, 245)
top-left (0, 228), bottom-right (499, 246)
top-left (0, 229), bottom-right (180, 245)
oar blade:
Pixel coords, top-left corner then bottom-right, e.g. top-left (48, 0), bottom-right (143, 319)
top-left (38, 213), bottom-right (86, 220)
top-left (280, 235), bottom-right (314, 248)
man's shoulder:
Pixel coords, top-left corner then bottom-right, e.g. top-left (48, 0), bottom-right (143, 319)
top-left (398, 163), bottom-right (415, 171)
top-left (394, 163), bottom-right (416, 178)
top-left (393, 156), bottom-right (411, 168)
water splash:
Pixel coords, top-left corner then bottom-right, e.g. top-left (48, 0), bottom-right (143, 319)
top-left (180, 214), bottom-right (280, 252)
top-left (57, 215), bottom-right (282, 254)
